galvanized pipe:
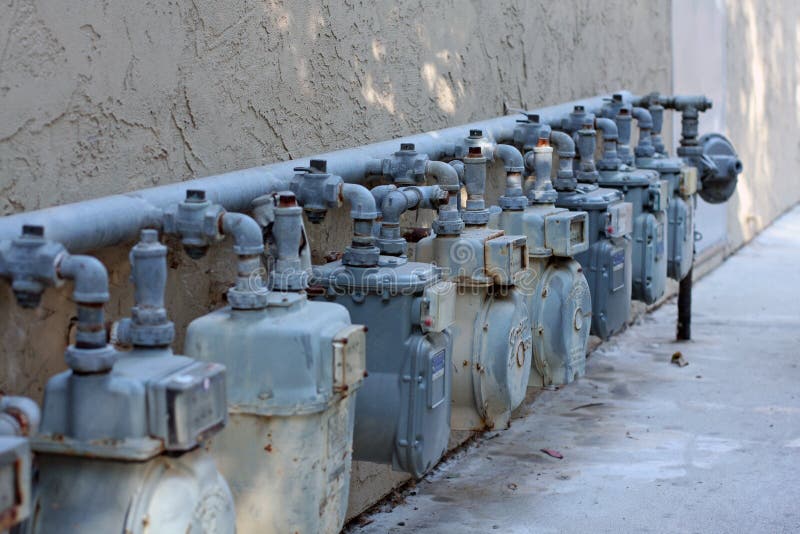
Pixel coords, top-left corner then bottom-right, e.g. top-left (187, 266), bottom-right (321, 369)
top-left (0, 395), bottom-right (41, 437)
top-left (0, 92), bottom-right (633, 253)
top-left (677, 267), bottom-right (693, 340)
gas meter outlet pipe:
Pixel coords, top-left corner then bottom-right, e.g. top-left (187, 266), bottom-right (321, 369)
top-left (372, 185), bottom-right (445, 256)
top-left (57, 254), bottom-right (113, 370)
top-left (549, 130), bottom-right (578, 191)
top-left (0, 396), bottom-right (41, 437)
top-left (425, 161), bottom-right (464, 235)
top-left (221, 211), bottom-right (269, 308)
top-left (594, 117), bottom-right (622, 171)
top-left (341, 183), bottom-right (380, 267)
top-left (631, 107), bottom-right (655, 158)
top-left (494, 143), bottom-right (528, 210)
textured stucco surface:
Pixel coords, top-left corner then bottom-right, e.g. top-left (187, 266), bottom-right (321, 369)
top-left (724, 0), bottom-right (800, 249)
top-left (0, 0), bottom-right (672, 518)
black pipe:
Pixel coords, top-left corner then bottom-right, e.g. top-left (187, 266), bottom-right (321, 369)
top-left (677, 267), bottom-right (692, 340)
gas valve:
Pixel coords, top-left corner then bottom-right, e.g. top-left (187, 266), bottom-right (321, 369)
top-left (695, 133), bottom-right (743, 204)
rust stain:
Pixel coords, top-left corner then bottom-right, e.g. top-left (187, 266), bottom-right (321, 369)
top-left (264, 444), bottom-right (273, 452)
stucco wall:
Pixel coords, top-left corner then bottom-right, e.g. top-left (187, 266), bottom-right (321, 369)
top-left (724, 0), bottom-right (800, 249)
top-left (0, 0), bottom-right (672, 520)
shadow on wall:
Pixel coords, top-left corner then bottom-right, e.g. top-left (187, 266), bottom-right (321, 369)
top-left (725, 0), bottom-right (800, 249)
top-left (0, 0), bottom-right (671, 404)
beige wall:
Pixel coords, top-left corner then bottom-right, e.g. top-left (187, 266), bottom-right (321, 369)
top-left (724, 0), bottom-right (800, 249)
top-left (0, 0), bottom-right (673, 518)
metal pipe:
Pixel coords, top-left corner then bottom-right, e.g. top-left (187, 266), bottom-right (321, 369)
top-left (115, 229), bottom-right (174, 348)
top-left (594, 117), bottom-right (621, 170)
top-left (648, 103), bottom-right (667, 155)
top-left (494, 143), bottom-right (526, 204)
top-left (57, 254), bottom-right (110, 306)
top-left (268, 191), bottom-right (308, 292)
top-left (0, 92), bottom-right (634, 253)
top-left (0, 395), bottom-right (41, 437)
top-left (57, 254), bottom-right (110, 350)
top-left (549, 130), bottom-right (577, 191)
top-left (221, 212), bottom-right (264, 257)
top-left (342, 183), bottom-right (378, 221)
top-left (677, 267), bottom-right (692, 340)
top-left (425, 161), bottom-right (460, 192)
top-left (631, 107), bottom-right (655, 157)
top-left (220, 211), bottom-right (268, 306)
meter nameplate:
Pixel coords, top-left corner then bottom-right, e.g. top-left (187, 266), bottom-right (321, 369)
top-left (680, 166), bottom-right (698, 197)
top-left (606, 202), bottom-right (633, 238)
top-left (611, 248), bottom-right (626, 292)
top-left (429, 350), bottom-right (447, 409)
top-left (149, 361), bottom-right (227, 451)
top-left (332, 325), bottom-right (367, 395)
top-left (420, 281), bottom-right (456, 333)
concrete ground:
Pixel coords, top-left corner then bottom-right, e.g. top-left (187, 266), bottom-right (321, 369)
top-left (348, 205), bottom-right (800, 534)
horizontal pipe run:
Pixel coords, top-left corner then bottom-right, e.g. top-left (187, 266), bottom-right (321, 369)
top-left (0, 92), bottom-right (634, 254)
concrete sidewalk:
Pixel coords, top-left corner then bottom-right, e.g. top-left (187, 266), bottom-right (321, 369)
top-left (349, 205), bottom-right (800, 534)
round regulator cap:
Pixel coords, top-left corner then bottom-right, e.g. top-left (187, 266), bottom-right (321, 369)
top-left (698, 133), bottom-right (743, 204)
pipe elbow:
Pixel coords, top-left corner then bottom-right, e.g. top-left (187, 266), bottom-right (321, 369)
top-left (0, 395), bottom-right (41, 436)
top-left (631, 107), bottom-right (653, 129)
top-left (594, 117), bottom-right (619, 140)
top-left (221, 212), bottom-right (265, 256)
top-left (370, 185), bottom-right (396, 209)
top-left (549, 130), bottom-right (576, 157)
top-left (493, 144), bottom-right (524, 173)
top-left (58, 254), bottom-right (110, 304)
top-left (425, 160), bottom-right (460, 192)
top-left (342, 183), bottom-right (379, 220)
top-left (380, 189), bottom-right (410, 224)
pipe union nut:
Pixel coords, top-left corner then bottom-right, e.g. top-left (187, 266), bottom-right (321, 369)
top-left (65, 344), bottom-right (118, 374)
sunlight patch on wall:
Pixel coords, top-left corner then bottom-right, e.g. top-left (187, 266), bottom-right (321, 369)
top-left (421, 62), bottom-right (456, 114)
top-left (361, 73), bottom-right (396, 114)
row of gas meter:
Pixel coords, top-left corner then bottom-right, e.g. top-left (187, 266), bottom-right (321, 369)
top-left (0, 92), bottom-right (741, 533)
